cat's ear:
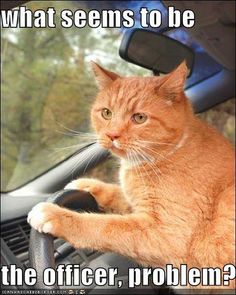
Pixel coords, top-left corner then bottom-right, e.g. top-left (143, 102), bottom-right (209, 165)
top-left (91, 61), bottom-right (121, 89)
top-left (159, 60), bottom-right (188, 102)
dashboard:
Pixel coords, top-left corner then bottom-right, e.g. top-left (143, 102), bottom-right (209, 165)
top-left (1, 214), bottom-right (103, 290)
top-left (1, 193), bottom-right (142, 292)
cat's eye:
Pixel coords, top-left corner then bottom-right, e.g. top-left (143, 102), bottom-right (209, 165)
top-left (101, 108), bottom-right (112, 120)
top-left (132, 113), bottom-right (147, 124)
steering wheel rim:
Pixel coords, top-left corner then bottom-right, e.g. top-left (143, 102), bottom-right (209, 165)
top-left (29, 189), bottom-right (99, 289)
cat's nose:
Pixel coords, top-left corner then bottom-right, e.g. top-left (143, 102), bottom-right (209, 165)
top-left (106, 132), bottom-right (120, 141)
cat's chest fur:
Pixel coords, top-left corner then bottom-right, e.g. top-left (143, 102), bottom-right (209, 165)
top-left (119, 160), bottom-right (200, 258)
top-left (119, 159), bottom-right (207, 241)
top-left (119, 159), bottom-right (181, 205)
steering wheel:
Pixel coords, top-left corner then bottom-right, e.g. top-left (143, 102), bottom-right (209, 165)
top-left (29, 189), bottom-right (99, 289)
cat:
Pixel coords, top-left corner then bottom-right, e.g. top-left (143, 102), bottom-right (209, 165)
top-left (28, 61), bottom-right (235, 290)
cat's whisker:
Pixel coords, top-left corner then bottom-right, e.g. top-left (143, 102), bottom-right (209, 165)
top-left (132, 147), bottom-right (159, 188)
top-left (125, 145), bottom-right (161, 192)
top-left (133, 145), bottom-right (170, 194)
top-left (56, 122), bottom-right (85, 135)
top-left (129, 149), bottom-right (143, 179)
top-left (64, 153), bottom-right (86, 178)
top-left (46, 137), bottom-right (99, 164)
top-left (129, 148), bottom-right (148, 194)
top-left (135, 140), bottom-right (190, 169)
top-left (55, 129), bottom-right (98, 139)
top-left (136, 139), bottom-right (175, 146)
top-left (134, 143), bottom-right (175, 164)
top-left (48, 137), bottom-right (97, 159)
top-left (55, 129), bottom-right (87, 136)
top-left (136, 148), bottom-right (154, 163)
top-left (83, 148), bottom-right (99, 174)
top-left (135, 146), bottom-right (164, 175)
top-left (56, 122), bottom-right (97, 137)
top-left (54, 142), bottom-right (96, 151)
top-left (65, 144), bottom-right (98, 178)
top-left (132, 157), bottom-right (147, 194)
top-left (122, 143), bottom-right (154, 163)
top-left (126, 150), bottom-right (134, 167)
top-left (137, 152), bottom-right (170, 194)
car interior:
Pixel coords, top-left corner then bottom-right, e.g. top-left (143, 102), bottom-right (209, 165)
top-left (1, 0), bottom-right (235, 293)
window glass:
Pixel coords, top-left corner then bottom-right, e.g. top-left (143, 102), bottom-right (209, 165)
top-left (1, 1), bottom-right (150, 191)
top-left (198, 98), bottom-right (235, 144)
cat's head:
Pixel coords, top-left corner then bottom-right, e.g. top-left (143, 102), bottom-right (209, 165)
top-left (91, 61), bottom-right (192, 161)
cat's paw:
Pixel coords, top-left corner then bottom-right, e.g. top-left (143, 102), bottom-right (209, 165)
top-left (64, 178), bottom-right (109, 210)
top-left (64, 178), bottom-right (103, 196)
top-left (27, 202), bottom-right (63, 235)
top-left (64, 179), bottom-right (80, 190)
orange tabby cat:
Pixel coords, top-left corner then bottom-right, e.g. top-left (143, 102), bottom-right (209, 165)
top-left (28, 61), bottom-right (235, 290)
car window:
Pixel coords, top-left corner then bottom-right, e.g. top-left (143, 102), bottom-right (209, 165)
top-left (198, 98), bottom-right (235, 144)
top-left (1, 1), bottom-right (151, 192)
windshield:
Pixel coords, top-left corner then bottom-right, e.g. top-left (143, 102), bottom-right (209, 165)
top-left (1, 0), bottom-right (222, 192)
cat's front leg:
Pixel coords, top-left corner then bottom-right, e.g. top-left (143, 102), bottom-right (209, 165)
top-left (65, 178), bottom-right (131, 214)
top-left (28, 203), bottom-right (155, 262)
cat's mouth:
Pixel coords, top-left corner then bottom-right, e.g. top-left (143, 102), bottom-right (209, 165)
top-left (110, 140), bottom-right (125, 154)
top-left (98, 138), bottom-right (126, 156)
top-left (112, 140), bottom-right (120, 149)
